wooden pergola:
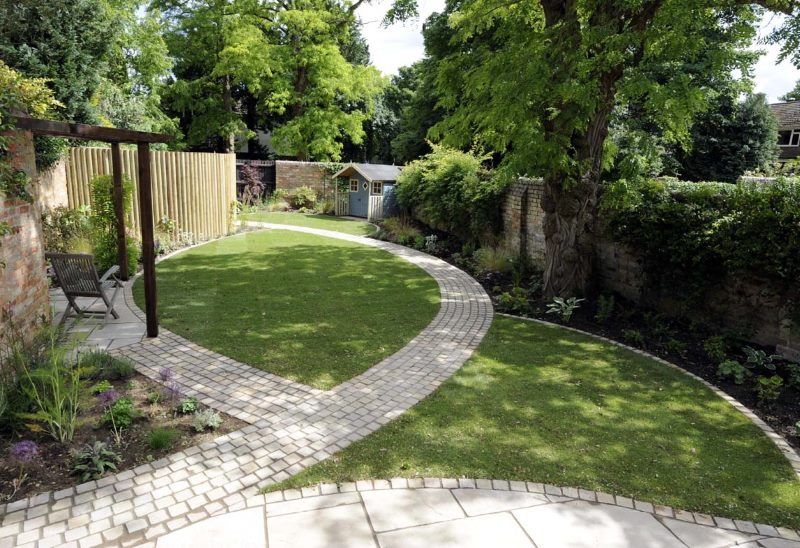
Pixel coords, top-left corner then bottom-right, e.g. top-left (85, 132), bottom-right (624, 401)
top-left (15, 116), bottom-right (173, 337)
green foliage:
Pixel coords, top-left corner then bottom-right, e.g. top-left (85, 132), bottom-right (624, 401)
top-left (88, 174), bottom-right (140, 276)
top-left (177, 396), bottom-right (199, 415)
top-left (99, 397), bottom-right (137, 429)
top-left (546, 297), bottom-right (584, 324)
top-left (146, 391), bottom-right (162, 405)
top-left (41, 206), bottom-right (93, 253)
top-left (380, 216), bottom-right (422, 246)
top-left (602, 178), bottom-right (800, 302)
top-left (796, 421), bottom-right (800, 437)
top-left (786, 363), bottom-right (800, 390)
top-left (290, 186), bottom-right (318, 210)
top-left (662, 338), bottom-right (687, 356)
top-left (594, 295), bottom-right (615, 324)
top-left (90, 380), bottom-right (113, 395)
top-left (496, 287), bottom-right (529, 314)
top-left (622, 329), bottom-right (646, 347)
top-left (394, 145), bottom-right (507, 243)
top-left (148, 427), bottom-right (181, 451)
top-left (718, 360), bottom-right (749, 385)
top-left (317, 198), bottom-right (335, 215)
top-left (755, 375), bottom-right (783, 406)
top-left (743, 346), bottom-right (780, 372)
top-left (780, 80), bottom-right (800, 102)
top-left (703, 336), bottom-right (729, 364)
top-left (192, 409), bottom-right (222, 432)
top-left (83, 351), bottom-right (136, 381)
top-left (473, 245), bottom-right (513, 275)
top-left (71, 440), bottom-right (121, 482)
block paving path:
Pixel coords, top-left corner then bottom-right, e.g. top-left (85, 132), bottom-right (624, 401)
top-left (4, 223), bottom-right (800, 547)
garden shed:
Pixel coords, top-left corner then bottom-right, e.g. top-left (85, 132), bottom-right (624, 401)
top-left (333, 163), bottom-right (401, 221)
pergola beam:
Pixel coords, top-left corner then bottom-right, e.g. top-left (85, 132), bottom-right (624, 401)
top-left (14, 117), bottom-right (172, 144)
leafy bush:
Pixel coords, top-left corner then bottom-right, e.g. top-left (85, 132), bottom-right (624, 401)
top-left (662, 338), bottom-right (687, 356)
top-left (703, 336), bottom-right (729, 364)
top-left (88, 174), bottom-right (140, 277)
top-left (146, 391), bottom-right (162, 405)
top-left (594, 294), bottom-right (615, 324)
top-left (786, 362), bottom-right (800, 389)
top-left (381, 216), bottom-right (422, 245)
top-left (99, 397), bottom-right (137, 429)
top-left (83, 351), bottom-right (135, 380)
top-left (90, 380), bottom-right (113, 394)
top-left (473, 245), bottom-right (513, 274)
top-left (496, 287), bottom-right (529, 314)
top-left (71, 440), bottom-right (121, 482)
top-left (546, 297), bottom-right (584, 323)
top-left (272, 189), bottom-right (290, 201)
top-left (192, 409), bottom-right (222, 432)
top-left (41, 206), bottom-right (92, 253)
top-left (148, 427), bottom-right (181, 451)
top-left (394, 145), bottom-right (508, 243)
top-left (622, 329), bottom-right (645, 347)
top-left (291, 186), bottom-right (317, 209)
top-left (717, 360), bottom-right (749, 384)
top-left (755, 375), bottom-right (783, 406)
top-left (743, 346), bottom-right (779, 372)
top-left (602, 178), bottom-right (800, 303)
top-left (177, 396), bottom-right (198, 415)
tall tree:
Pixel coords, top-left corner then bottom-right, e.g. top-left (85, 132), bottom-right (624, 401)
top-left (390, 0), bottom-right (799, 297)
top-left (779, 80), bottom-right (800, 101)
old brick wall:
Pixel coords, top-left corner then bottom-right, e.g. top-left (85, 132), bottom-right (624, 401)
top-left (501, 178), bottom-right (798, 354)
top-left (275, 161), bottom-right (331, 195)
top-left (1, 130), bottom-right (50, 341)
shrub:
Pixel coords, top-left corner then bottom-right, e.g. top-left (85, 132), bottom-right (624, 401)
top-left (382, 216), bottom-right (422, 245)
top-left (717, 360), bottom-right (749, 384)
top-left (786, 362), bottom-right (800, 389)
top-left (41, 206), bottom-right (92, 253)
top-left (272, 189), bottom-right (290, 201)
top-left (267, 199), bottom-right (290, 212)
top-left (177, 396), bottom-right (198, 415)
top-left (192, 409), bottom-right (222, 432)
top-left (703, 336), bottom-right (728, 364)
top-left (99, 397), bottom-right (137, 429)
top-left (473, 245), bottom-right (513, 274)
top-left (424, 234), bottom-right (440, 254)
top-left (395, 145), bottom-right (508, 243)
top-left (622, 329), bottom-right (645, 347)
top-left (240, 164), bottom-right (266, 206)
top-left (83, 352), bottom-right (135, 380)
top-left (755, 375), bottom-right (783, 406)
top-left (71, 440), bottom-right (122, 482)
top-left (317, 198), bottom-right (335, 215)
top-left (89, 174), bottom-right (140, 277)
top-left (546, 297), bottom-right (584, 323)
top-left (146, 391), bottom-right (162, 405)
top-left (291, 186), bottom-right (317, 209)
top-left (594, 294), bottom-right (615, 324)
top-left (148, 427), bottom-right (181, 451)
top-left (663, 338), bottom-right (687, 356)
top-left (497, 287), bottom-right (529, 314)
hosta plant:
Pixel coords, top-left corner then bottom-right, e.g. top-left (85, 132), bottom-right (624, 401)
top-left (546, 297), bottom-right (584, 323)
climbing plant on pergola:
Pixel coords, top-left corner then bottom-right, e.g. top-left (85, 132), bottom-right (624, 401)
top-left (15, 115), bottom-right (171, 337)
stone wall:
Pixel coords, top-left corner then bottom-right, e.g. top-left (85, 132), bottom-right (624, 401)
top-left (1, 130), bottom-right (50, 342)
top-left (37, 159), bottom-right (68, 210)
top-left (275, 161), bottom-right (331, 195)
top-left (502, 178), bottom-right (799, 355)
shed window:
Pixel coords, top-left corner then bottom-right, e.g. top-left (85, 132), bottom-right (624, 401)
top-left (349, 179), bottom-right (359, 192)
top-left (371, 181), bottom-right (383, 195)
top-left (778, 130), bottom-right (800, 147)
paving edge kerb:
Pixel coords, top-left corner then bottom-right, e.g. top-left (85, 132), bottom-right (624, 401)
top-left (210, 477), bottom-right (800, 543)
top-left (497, 312), bottom-right (800, 480)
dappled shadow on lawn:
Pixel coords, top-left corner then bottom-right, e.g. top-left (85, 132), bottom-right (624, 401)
top-left (280, 317), bottom-right (800, 528)
top-left (133, 230), bottom-right (439, 390)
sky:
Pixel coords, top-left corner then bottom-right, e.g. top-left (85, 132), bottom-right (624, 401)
top-left (358, 2), bottom-right (800, 103)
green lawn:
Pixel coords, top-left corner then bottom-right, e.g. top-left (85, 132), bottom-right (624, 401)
top-left (267, 316), bottom-right (800, 528)
top-left (134, 230), bottom-right (439, 389)
top-left (238, 211), bottom-right (375, 236)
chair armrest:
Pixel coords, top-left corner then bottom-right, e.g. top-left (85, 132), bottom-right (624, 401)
top-left (100, 265), bottom-right (121, 283)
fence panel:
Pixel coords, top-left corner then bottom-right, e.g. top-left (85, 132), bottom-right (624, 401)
top-left (64, 147), bottom-right (236, 241)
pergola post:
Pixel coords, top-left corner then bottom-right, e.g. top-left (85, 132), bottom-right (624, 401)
top-left (137, 142), bottom-right (158, 337)
top-left (110, 143), bottom-right (129, 280)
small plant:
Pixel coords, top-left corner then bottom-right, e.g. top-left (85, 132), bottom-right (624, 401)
top-left (546, 297), bottom-right (584, 323)
top-left (177, 396), bottom-right (199, 415)
top-left (717, 360), bottom-right (749, 384)
top-left (83, 351), bottom-right (136, 380)
top-left (424, 234), bottom-right (439, 254)
top-left (594, 294), bottom-right (615, 324)
top-left (7, 440), bottom-right (39, 500)
top-left (148, 427), bottom-right (181, 451)
top-left (473, 245), bottom-right (513, 274)
top-left (382, 216), bottom-right (422, 244)
top-left (71, 440), bottom-right (122, 482)
top-left (496, 287), bottom-right (529, 314)
top-left (290, 186), bottom-right (317, 209)
top-left (162, 380), bottom-right (183, 403)
top-left (100, 396), bottom-right (137, 429)
top-left (795, 421), bottom-right (800, 437)
top-left (90, 380), bottom-right (113, 394)
top-left (146, 391), bottom-right (163, 405)
top-left (755, 375), bottom-right (784, 406)
top-left (743, 346), bottom-right (780, 372)
top-left (192, 409), bottom-right (222, 432)
top-left (413, 234), bottom-right (425, 249)
top-left (662, 338), bottom-right (687, 356)
top-left (158, 367), bottom-right (174, 382)
top-left (622, 329), bottom-right (645, 347)
top-left (785, 362), bottom-right (800, 389)
top-left (703, 336), bottom-right (728, 364)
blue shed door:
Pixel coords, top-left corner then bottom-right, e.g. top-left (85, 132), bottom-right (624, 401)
top-left (349, 178), bottom-right (368, 218)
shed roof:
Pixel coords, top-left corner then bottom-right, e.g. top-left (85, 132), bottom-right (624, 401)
top-left (333, 163), bottom-right (402, 182)
top-left (770, 101), bottom-right (800, 130)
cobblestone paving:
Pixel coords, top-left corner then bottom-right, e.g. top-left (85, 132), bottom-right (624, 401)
top-left (1, 224), bottom-right (493, 547)
top-left (155, 479), bottom-right (800, 548)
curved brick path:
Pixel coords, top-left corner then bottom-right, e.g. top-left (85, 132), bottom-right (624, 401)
top-left (0, 224), bottom-right (493, 547)
top-left (154, 479), bottom-right (800, 548)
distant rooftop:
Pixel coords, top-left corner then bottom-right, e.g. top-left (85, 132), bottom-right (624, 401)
top-left (770, 101), bottom-right (800, 129)
top-left (333, 163), bottom-right (402, 182)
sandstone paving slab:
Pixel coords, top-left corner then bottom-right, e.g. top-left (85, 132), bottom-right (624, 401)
top-left (451, 488), bottom-right (549, 516)
top-left (759, 539), bottom-right (800, 548)
top-left (360, 487), bottom-right (465, 532)
top-left (377, 512), bottom-right (534, 548)
top-left (266, 492), bottom-right (361, 517)
top-left (513, 500), bottom-right (683, 548)
top-left (156, 507), bottom-right (265, 548)
top-left (659, 516), bottom-right (761, 548)
top-left (266, 503), bottom-right (376, 548)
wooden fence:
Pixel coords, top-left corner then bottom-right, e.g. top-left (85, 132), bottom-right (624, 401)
top-left (65, 147), bottom-right (236, 241)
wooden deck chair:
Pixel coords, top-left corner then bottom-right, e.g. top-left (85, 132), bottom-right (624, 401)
top-left (46, 253), bottom-right (122, 325)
